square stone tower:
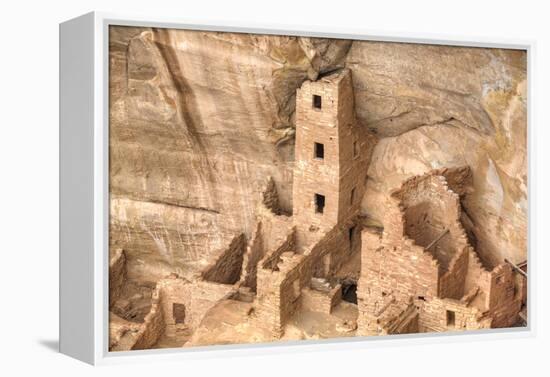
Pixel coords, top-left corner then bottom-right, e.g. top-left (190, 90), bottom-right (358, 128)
top-left (292, 69), bottom-right (369, 239)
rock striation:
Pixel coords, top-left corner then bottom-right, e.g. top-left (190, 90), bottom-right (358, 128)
top-left (108, 26), bottom-right (527, 350)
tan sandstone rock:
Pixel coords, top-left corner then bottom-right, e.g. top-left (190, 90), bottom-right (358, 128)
top-left (109, 25), bottom-right (526, 284)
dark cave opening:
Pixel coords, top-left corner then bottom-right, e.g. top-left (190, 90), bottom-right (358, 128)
top-left (342, 283), bottom-right (357, 304)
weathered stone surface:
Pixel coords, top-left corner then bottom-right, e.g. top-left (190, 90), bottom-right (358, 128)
top-left (109, 26), bottom-right (526, 299)
top-left (349, 42), bottom-right (527, 267)
top-left (109, 27), bottom-right (354, 283)
top-left (109, 33), bottom-right (527, 349)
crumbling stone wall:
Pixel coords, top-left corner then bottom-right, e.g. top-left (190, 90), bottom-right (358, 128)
top-left (307, 218), bottom-right (360, 280)
top-left (256, 193), bottom-right (294, 252)
top-left (484, 264), bottom-right (522, 327)
top-left (358, 168), bottom-right (524, 336)
top-left (277, 254), bottom-right (309, 330)
top-left (256, 251), bottom-right (306, 336)
top-left (114, 274), bottom-right (238, 351)
top-left (394, 174), bottom-right (469, 273)
top-left (392, 305), bottom-right (420, 334)
top-left (109, 248), bottom-right (127, 306)
top-left (464, 249), bottom-right (490, 296)
top-left (262, 177), bottom-right (286, 216)
top-left (301, 284), bottom-right (342, 314)
top-left (439, 247), bottom-right (469, 299)
top-left (383, 302), bottom-right (419, 335)
top-left (486, 264), bottom-right (515, 309)
top-left (239, 192), bottom-right (296, 293)
top-left (157, 276), bottom-right (236, 331)
top-left (201, 233), bottom-right (246, 284)
top-left (256, 217), bottom-right (363, 335)
top-left (260, 228), bottom-right (296, 271)
top-left (254, 70), bottom-right (378, 337)
top-left (359, 229), bottom-right (440, 307)
top-left (132, 286), bottom-right (165, 350)
top-left (359, 297), bottom-right (419, 336)
top-left (255, 229), bottom-right (300, 336)
top-left (418, 297), bottom-right (490, 332)
top-left (240, 222), bottom-right (265, 292)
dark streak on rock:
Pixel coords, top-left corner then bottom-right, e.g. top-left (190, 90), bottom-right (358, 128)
top-left (151, 28), bottom-right (220, 208)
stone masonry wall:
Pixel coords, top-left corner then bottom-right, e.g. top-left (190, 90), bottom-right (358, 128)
top-left (335, 72), bottom-right (372, 226)
top-left (357, 170), bottom-right (505, 335)
top-left (201, 233), bottom-right (246, 284)
top-left (394, 174), bottom-right (469, 273)
top-left (484, 264), bottom-right (522, 327)
top-left (359, 229), bottom-right (440, 305)
top-left (132, 286), bottom-right (165, 350)
top-left (256, 251), bottom-right (308, 336)
top-left (293, 73), bottom-right (340, 234)
top-left (109, 248), bottom-right (127, 307)
top-left (260, 229), bottom-right (296, 271)
top-left (240, 222), bottom-right (265, 292)
top-left (464, 248), bottom-right (491, 299)
top-left (439, 247), bottom-right (469, 299)
top-left (255, 227), bottom-right (301, 336)
top-left (384, 302), bottom-right (419, 335)
top-left (307, 219), bottom-right (359, 280)
top-left (277, 254), bottom-right (310, 329)
top-left (262, 176), bottom-right (284, 216)
top-left (292, 69), bottom-right (374, 248)
top-left (301, 285), bottom-right (342, 314)
top-left (257, 216), bottom-right (363, 336)
top-left (418, 297), bottom-right (490, 333)
top-left (157, 276), bottom-right (236, 332)
top-left (256, 200), bottom-right (294, 253)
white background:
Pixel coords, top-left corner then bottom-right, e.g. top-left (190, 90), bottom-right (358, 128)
top-left (0, 0), bottom-right (548, 375)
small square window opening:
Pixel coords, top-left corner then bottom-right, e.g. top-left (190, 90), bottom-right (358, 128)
top-left (314, 193), bottom-right (325, 214)
top-left (446, 310), bottom-right (456, 327)
top-left (313, 95), bottom-right (322, 109)
top-left (314, 142), bottom-right (324, 159)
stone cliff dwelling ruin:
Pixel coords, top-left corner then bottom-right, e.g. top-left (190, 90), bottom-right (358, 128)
top-left (109, 68), bottom-right (527, 351)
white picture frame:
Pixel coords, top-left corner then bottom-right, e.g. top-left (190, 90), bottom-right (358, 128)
top-left (59, 11), bottom-right (535, 365)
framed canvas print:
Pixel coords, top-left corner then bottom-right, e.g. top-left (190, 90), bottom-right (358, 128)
top-left (60, 12), bottom-right (533, 365)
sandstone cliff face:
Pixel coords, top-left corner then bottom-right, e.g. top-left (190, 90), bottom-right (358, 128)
top-left (352, 43), bottom-right (527, 268)
top-left (109, 26), bottom-right (526, 283)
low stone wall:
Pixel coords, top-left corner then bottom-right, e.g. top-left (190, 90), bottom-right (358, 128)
top-left (385, 303), bottom-right (419, 335)
top-left (356, 168), bottom-right (523, 335)
top-left (256, 219), bottom-right (360, 335)
top-left (277, 254), bottom-right (309, 330)
top-left (260, 228), bottom-right (296, 271)
top-left (418, 297), bottom-right (490, 333)
top-left (120, 274), bottom-right (238, 350)
top-left (359, 229), bottom-right (440, 308)
top-left (109, 248), bottom-right (126, 307)
top-left (307, 220), bottom-right (357, 279)
top-left (487, 295), bottom-right (522, 328)
top-left (262, 176), bottom-right (287, 216)
top-left (359, 298), bottom-right (416, 336)
top-left (439, 247), bottom-right (469, 299)
top-left (201, 233), bottom-right (246, 284)
top-left (132, 287), bottom-right (165, 350)
top-left (301, 284), bottom-right (342, 314)
top-left (240, 222), bottom-right (265, 292)
top-left (157, 276), bottom-right (237, 331)
top-left (393, 173), bottom-right (469, 274)
top-left (464, 248), bottom-right (491, 298)
top-left (484, 263), bottom-right (522, 328)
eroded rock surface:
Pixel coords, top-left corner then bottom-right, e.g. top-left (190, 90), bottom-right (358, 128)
top-left (109, 26), bottom-right (526, 286)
